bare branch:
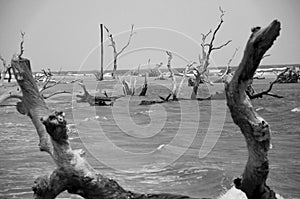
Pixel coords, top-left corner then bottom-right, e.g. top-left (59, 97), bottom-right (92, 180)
top-left (211, 40), bottom-right (232, 51)
top-left (227, 47), bottom-right (239, 67)
top-left (247, 68), bottom-right (288, 99)
top-left (117, 24), bottom-right (135, 56)
top-left (19, 31), bottom-right (25, 59)
top-left (262, 54), bottom-right (271, 59)
top-left (219, 6), bottom-right (225, 20)
top-left (201, 29), bottom-right (212, 44)
top-left (42, 90), bottom-right (71, 99)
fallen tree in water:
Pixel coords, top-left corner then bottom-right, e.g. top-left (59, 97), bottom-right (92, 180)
top-left (1, 19), bottom-right (282, 199)
top-left (76, 81), bottom-right (119, 106)
top-left (225, 20), bottom-right (281, 199)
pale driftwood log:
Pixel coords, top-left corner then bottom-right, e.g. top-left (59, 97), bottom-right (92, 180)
top-left (225, 20), bottom-right (281, 199)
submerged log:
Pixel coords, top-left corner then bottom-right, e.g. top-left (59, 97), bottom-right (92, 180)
top-left (225, 20), bottom-right (281, 199)
top-left (76, 81), bottom-right (120, 106)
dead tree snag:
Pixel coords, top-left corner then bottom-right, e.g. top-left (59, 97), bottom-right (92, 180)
top-left (105, 24), bottom-right (135, 79)
top-left (191, 7), bottom-right (231, 99)
top-left (225, 20), bottom-right (281, 199)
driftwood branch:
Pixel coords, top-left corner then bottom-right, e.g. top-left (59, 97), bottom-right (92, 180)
top-left (225, 20), bottom-right (281, 199)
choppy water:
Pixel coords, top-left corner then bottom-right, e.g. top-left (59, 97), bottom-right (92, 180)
top-left (0, 76), bottom-right (299, 198)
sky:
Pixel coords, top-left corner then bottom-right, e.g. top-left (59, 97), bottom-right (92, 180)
top-left (0, 0), bottom-right (299, 72)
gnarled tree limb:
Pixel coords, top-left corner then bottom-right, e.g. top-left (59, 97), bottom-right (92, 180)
top-left (225, 20), bottom-right (281, 199)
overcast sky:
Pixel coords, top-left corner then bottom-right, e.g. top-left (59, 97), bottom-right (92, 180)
top-left (0, 0), bottom-right (299, 72)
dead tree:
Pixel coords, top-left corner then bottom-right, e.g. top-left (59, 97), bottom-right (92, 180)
top-left (38, 74), bottom-right (72, 99)
top-left (0, 54), bottom-right (14, 84)
top-left (276, 67), bottom-right (299, 83)
top-left (0, 54), bottom-right (9, 85)
top-left (190, 7), bottom-right (231, 99)
top-left (154, 62), bottom-right (165, 79)
top-left (214, 48), bottom-right (238, 83)
top-left (139, 74), bottom-right (148, 96)
top-left (165, 51), bottom-right (178, 100)
top-left (225, 20), bottom-right (281, 199)
top-left (105, 24), bottom-right (135, 79)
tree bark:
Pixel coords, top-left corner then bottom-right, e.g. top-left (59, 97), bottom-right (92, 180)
top-left (225, 20), bottom-right (280, 199)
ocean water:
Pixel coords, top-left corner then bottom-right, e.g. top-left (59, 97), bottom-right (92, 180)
top-left (0, 76), bottom-right (299, 199)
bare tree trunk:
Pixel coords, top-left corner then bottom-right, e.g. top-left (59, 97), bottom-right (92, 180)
top-left (113, 54), bottom-right (117, 79)
top-left (225, 20), bottom-right (280, 199)
top-left (105, 25), bottom-right (135, 79)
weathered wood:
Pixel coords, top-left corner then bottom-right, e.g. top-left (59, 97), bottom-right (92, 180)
top-left (105, 25), bottom-right (135, 79)
top-left (225, 20), bottom-right (280, 199)
top-left (139, 74), bottom-right (148, 96)
top-left (76, 81), bottom-right (119, 106)
top-left (276, 67), bottom-right (299, 83)
top-left (11, 58), bottom-right (52, 154)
